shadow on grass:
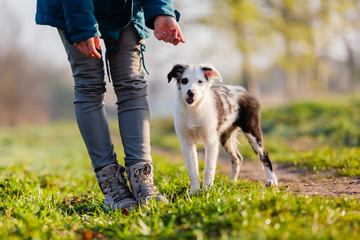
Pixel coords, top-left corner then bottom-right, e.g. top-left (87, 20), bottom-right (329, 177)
top-left (58, 195), bottom-right (103, 216)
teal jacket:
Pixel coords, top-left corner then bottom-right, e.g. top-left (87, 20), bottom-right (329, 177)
top-left (35, 0), bottom-right (180, 44)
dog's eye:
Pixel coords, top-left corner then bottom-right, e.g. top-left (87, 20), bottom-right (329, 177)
top-left (181, 78), bottom-right (188, 85)
top-left (198, 80), bottom-right (203, 84)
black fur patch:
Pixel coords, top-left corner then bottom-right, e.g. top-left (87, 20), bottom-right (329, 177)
top-left (261, 151), bottom-right (273, 171)
top-left (220, 132), bottom-right (228, 146)
top-left (167, 64), bottom-right (189, 83)
top-left (234, 93), bottom-right (263, 146)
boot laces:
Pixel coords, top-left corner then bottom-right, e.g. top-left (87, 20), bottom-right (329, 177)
top-left (134, 164), bottom-right (158, 199)
top-left (103, 166), bottom-right (132, 203)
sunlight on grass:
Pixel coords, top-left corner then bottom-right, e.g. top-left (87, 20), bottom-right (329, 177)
top-left (0, 98), bottom-right (359, 239)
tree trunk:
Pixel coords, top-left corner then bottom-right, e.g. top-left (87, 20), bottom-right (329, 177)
top-left (343, 36), bottom-right (359, 92)
top-left (316, 59), bottom-right (329, 92)
top-left (284, 40), bottom-right (298, 99)
top-left (285, 69), bottom-right (298, 99)
top-left (299, 68), bottom-right (312, 97)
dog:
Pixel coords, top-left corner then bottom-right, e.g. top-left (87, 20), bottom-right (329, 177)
top-left (167, 63), bottom-right (278, 193)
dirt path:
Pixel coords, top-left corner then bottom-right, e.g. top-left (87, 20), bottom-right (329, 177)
top-left (153, 147), bottom-right (360, 199)
top-left (236, 161), bottom-right (360, 198)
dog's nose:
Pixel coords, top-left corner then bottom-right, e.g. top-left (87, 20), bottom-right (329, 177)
top-left (187, 90), bottom-right (195, 97)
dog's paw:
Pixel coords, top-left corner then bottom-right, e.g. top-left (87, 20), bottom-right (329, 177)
top-left (189, 189), bottom-right (201, 196)
top-left (265, 180), bottom-right (278, 188)
top-left (189, 186), bottom-right (201, 195)
top-left (265, 170), bottom-right (278, 188)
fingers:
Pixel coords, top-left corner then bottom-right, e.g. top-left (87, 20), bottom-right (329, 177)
top-left (154, 15), bottom-right (186, 46)
top-left (154, 31), bottom-right (166, 41)
top-left (173, 38), bottom-right (180, 46)
top-left (171, 29), bottom-right (181, 46)
top-left (177, 28), bottom-right (186, 44)
top-left (163, 29), bottom-right (175, 43)
top-left (76, 37), bottom-right (101, 59)
top-left (173, 28), bottom-right (185, 46)
top-left (158, 28), bottom-right (185, 46)
top-left (94, 36), bottom-right (102, 51)
top-left (90, 41), bottom-right (101, 59)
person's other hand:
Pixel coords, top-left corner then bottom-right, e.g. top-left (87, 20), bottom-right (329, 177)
top-left (76, 36), bottom-right (102, 59)
top-left (154, 15), bottom-right (185, 46)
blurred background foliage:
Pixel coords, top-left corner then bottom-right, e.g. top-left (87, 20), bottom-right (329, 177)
top-left (205, 0), bottom-right (360, 98)
top-left (0, 0), bottom-right (359, 126)
top-left (261, 98), bottom-right (360, 147)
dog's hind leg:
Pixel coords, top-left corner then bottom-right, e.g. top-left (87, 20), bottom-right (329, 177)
top-left (237, 94), bottom-right (278, 187)
top-left (220, 127), bottom-right (243, 181)
top-left (245, 133), bottom-right (278, 187)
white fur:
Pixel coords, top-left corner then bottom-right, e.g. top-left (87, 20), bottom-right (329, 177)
top-left (169, 64), bottom-right (278, 193)
top-left (174, 86), bottom-right (218, 192)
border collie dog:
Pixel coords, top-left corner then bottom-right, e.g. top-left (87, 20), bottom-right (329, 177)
top-left (167, 63), bottom-right (278, 193)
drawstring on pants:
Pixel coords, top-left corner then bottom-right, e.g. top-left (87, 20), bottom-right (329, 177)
top-left (139, 41), bottom-right (149, 75)
top-left (104, 44), bottom-right (118, 83)
top-left (104, 40), bottom-right (149, 83)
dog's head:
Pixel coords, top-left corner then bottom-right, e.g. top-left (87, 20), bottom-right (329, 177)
top-left (167, 63), bottom-right (222, 106)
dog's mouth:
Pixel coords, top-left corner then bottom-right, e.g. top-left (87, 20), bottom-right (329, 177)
top-left (185, 98), bottom-right (195, 105)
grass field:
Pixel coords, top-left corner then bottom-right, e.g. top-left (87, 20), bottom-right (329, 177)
top-left (0, 97), bottom-right (359, 239)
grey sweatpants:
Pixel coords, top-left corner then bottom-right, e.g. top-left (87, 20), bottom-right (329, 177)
top-left (58, 24), bottom-right (152, 171)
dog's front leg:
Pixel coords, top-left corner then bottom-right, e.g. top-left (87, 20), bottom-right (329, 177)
top-left (203, 140), bottom-right (219, 188)
top-left (181, 142), bottom-right (200, 193)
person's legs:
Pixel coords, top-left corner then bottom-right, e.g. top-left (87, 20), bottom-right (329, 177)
top-left (58, 29), bottom-right (117, 171)
top-left (105, 25), bottom-right (152, 168)
top-left (106, 24), bottom-right (168, 204)
top-left (58, 29), bottom-right (137, 210)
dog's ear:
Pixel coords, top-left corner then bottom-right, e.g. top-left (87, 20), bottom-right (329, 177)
top-left (167, 64), bottom-right (188, 83)
top-left (200, 64), bottom-right (222, 82)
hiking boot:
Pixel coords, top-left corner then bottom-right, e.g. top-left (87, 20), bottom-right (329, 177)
top-left (96, 164), bottom-right (138, 211)
top-left (126, 162), bottom-right (169, 205)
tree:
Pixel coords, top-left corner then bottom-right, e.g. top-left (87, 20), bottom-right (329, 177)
top-left (205, 0), bottom-right (360, 99)
top-left (202, 0), bottom-right (268, 98)
top-left (331, 0), bottom-right (360, 91)
top-left (0, 1), bottom-right (50, 126)
top-left (263, 0), bottom-right (325, 98)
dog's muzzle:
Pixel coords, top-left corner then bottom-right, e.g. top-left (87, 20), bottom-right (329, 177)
top-left (186, 98), bottom-right (194, 104)
top-left (186, 90), bottom-right (195, 104)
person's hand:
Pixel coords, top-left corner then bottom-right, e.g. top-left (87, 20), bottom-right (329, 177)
top-left (154, 15), bottom-right (185, 46)
top-left (76, 36), bottom-right (102, 59)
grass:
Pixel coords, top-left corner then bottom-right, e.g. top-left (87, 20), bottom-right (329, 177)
top-left (1, 157), bottom-right (359, 239)
top-left (260, 97), bottom-right (360, 176)
top-left (1, 153), bottom-right (359, 239)
top-left (0, 98), bottom-right (360, 239)
top-left (261, 97), bottom-right (360, 147)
